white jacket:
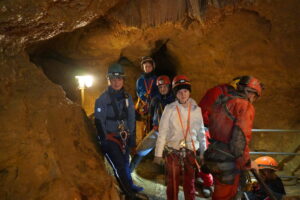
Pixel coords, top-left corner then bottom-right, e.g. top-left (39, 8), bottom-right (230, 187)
top-left (155, 98), bottom-right (206, 157)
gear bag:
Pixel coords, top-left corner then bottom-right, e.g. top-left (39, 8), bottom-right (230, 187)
top-left (203, 161), bottom-right (238, 184)
top-left (204, 139), bottom-right (235, 162)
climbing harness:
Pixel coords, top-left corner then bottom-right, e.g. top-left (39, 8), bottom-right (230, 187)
top-left (106, 91), bottom-right (130, 154)
top-left (118, 120), bottom-right (129, 154)
top-left (176, 103), bottom-right (201, 171)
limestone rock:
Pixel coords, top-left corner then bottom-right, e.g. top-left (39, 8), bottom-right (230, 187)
top-left (0, 0), bottom-right (300, 199)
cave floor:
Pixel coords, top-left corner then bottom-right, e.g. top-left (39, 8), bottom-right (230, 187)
top-left (132, 155), bottom-right (210, 200)
top-left (132, 155), bottom-right (300, 200)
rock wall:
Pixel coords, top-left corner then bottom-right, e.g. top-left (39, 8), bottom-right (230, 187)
top-left (0, 52), bottom-right (121, 199)
top-left (0, 0), bottom-right (299, 199)
top-left (0, 0), bottom-right (122, 199)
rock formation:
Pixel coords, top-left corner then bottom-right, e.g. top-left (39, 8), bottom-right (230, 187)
top-left (0, 0), bottom-right (299, 199)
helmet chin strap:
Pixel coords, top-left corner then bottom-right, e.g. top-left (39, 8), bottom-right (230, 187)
top-left (178, 98), bottom-right (189, 105)
top-left (244, 88), bottom-right (259, 102)
top-left (244, 89), bottom-right (251, 101)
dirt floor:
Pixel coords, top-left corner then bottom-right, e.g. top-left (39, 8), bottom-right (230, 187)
top-left (131, 154), bottom-right (300, 200)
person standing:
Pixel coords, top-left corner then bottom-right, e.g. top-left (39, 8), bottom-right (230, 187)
top-left (130, 75), bottom-right (175, 172)
top-left (94, 63), bottom-right (144, 200)
top-left (135, 56), bottom-right (158, 134)
top-left (196, 76), bottom-right (245, 197)
top-left (198, 77), bottom-right (242, 126)
top-left (154, 75), bottom-right (206, 200)
top-left (204, 76), bottom-right (264, 200)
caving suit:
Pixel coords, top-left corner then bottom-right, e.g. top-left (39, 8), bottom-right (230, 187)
top-left (197, 84), bottom-right (237, 187)
top-left (135, 72), bottom-right (158, 115)
top-left (155, 98), bottom-right (206, 200)
top-left (94, 86), bottom-right (140, 198)
top-left (198, 84), bottom-right (236, 126)
top-left (204, 94), bottom-right (255, 200)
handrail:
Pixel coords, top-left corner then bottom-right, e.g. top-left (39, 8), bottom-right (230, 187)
top-left (252, 129), bottom-right (300, 133)
top-left (250, 129), bottom-right (300, 182)
top-left (250, 152), bottom-right (300, 156)
top-left (250, 175), bottom-right (299, 179)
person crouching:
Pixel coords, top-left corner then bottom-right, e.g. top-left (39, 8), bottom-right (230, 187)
top-left (246, 156), bottom-right (286, 200)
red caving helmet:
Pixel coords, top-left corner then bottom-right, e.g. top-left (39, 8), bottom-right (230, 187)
top-left (238, 76), bottom-right (264, 97)
top-left (172, 75), bottom-right (191, 94)
top-left (156, 75), bottom-right (171, 86)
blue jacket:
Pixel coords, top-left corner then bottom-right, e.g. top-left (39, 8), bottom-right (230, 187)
top-left (150, 92), bottom-right (175, 128)
top-left (94, 87), bottom-right (136, 147)
top-left (136, 73), bottom-right (158, 103)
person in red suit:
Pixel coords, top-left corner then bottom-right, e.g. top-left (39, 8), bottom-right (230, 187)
top-left (204, 76), bottom-right (264, 200)
top-left (196, 77), bottom-right (242, 197)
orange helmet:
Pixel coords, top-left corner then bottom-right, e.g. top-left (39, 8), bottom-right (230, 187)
top-left (238, 76), bottom-right (264, 97)
top-left (140, 56), bottom-right (156, 69)
top-left (156, 75), bottom-right (171, 86)
top-left (255, 156), bottom-right (278, 170)
top-left (172, 75), bottom-right (191, 94)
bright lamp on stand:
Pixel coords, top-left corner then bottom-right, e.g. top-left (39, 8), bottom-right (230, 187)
top-left (75, 75), bottom-right (94, 107)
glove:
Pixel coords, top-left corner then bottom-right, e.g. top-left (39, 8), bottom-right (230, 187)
top-left (153, 156), bottom-right (164, 166)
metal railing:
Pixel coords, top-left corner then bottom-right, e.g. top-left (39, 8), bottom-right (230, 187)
top-left (252, 129), bottom-right (300, 133)
top-left (250, 128), bottom-right (300, 156)
top-left (250, 129), bottom-right (300, 181)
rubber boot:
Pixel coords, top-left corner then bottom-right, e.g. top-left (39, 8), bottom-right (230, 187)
top-left (201, 186), bottom-right (213, 198)
top-left (126, 162), bottom-right (144, 193)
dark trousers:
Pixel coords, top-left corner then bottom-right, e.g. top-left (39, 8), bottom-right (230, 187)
top-left (100, 140), bottom-right (135, 197)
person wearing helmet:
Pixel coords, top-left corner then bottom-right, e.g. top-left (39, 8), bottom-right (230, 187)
top-left (245, 156), bottom-right (286, 200)
top-left (203, 76), bottom-right (264, 200)
top-left (150, 75), bottom-right (175, 130)
top-left (94, 63), bottom-right (145, 200)
top-left (198, 76), bottom-right (244, 126)
top-left (130, 75), bottom-right (175, 172)
top-left (154, 75), bottom-right (206, 200)
top-left (196, 77), bottom-right (245, 197)
top-left (135, 57), bottom-right (159, 121)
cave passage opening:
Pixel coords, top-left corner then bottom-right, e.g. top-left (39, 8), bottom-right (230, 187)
top-left (29, 49), bottom-right (83, 105)
top-left (151, 40), bottom-right (178, 80)
top-left (27, 38), bottom-right (179, 115)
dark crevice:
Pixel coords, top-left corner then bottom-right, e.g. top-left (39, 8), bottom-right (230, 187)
top-left (29, 50), bottom-right (83, 103)
top-left (151, 40), bottom-right (178, 80)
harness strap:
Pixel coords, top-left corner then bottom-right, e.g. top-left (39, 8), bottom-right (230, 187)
top-left (108, 92), bottom-right (128, 121)
top-left (176, 103), bottom-right (191, 142)
top-left (176, 103), bottom-right (201, 170)
top-left (144, 79), bottom-right (154, 98)
top-left (106, 133), bottom-right (127, 153)
top-left (135, 97), bottom-right (147, 111)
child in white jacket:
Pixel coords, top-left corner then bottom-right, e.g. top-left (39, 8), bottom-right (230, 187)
top-left (154, 75), bottom-right (206, 200)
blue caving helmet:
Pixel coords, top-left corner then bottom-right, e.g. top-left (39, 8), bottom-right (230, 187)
top-left (107, 63), bottom-right (125, 79)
